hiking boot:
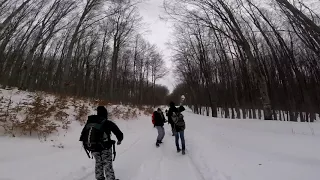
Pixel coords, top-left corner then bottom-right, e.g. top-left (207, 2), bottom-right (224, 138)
top-left (182, 149), bottom-right (185, 155)
top-left (177, 148), bottom-right (181, 153)
top-left (156, 142), bottom-right (160, 147)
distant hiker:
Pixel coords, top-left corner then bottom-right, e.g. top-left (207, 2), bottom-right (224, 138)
top-left (79, 106), bottom-right (123, 180)
top-left (168, 101), bottom-right (178, 136)
top-left (154, 108), bottom-right (166, 147)
top-left (172, 105), bottom-right (186, 154)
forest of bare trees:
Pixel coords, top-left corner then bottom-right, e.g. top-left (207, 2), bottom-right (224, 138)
top-left (0, 0), bottom-right (168, 106)
top-left (165, 0), bottom-right (320, 122)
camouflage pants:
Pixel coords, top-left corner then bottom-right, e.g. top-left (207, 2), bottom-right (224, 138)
top-left (92, 148), bottom-right (115, 180)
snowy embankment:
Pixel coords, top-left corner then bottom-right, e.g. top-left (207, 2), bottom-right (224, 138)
top-left (1, 88), bottom-right (320, 180)
top-left (0, 88), bottom-right (152, 138)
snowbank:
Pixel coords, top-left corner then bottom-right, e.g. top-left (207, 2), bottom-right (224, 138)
top-left (0, 87), bottom-right (153, 139)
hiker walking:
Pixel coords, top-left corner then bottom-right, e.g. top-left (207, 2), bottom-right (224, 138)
top-left (153, 108), bottom-right (166, 147)
top-left (167, 101), bottom-right (178, 136)
top-left (79, 106), bottom-right (123, 180)
top-left (172, 105), bottom-right (186, 154)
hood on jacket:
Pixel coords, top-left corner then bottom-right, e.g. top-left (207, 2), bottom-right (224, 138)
top-left (169, 101), bottom-right (175, 107)
top-left (97, 106), bottom-right (108, 119)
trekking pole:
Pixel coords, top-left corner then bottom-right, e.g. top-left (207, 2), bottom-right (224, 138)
top-left (112, 140), bottom-right (116, 161)
top-left (83, 145), bottom-right (92, 159)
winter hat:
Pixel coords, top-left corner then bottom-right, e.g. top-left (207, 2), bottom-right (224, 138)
top-left (97, 106), bottom-right (108, 118)
top-left (169, 101), bottom-right (175, 107)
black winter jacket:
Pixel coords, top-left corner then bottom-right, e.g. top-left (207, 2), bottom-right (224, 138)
top-left (80, 115), bottom-right (123, 148)
top-left (168, 105), bottom-right (178, 124)
top-left (154, 111), bottom-right (166, 126)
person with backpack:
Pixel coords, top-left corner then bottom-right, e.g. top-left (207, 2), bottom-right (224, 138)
top-left (167, 101), bottom-right (178, 136)
top-left (153, 108), bottom-right (166, 147)
top-left (172, 105), bottom-right (186, 154)
top-left (79, 106), bottom-right (123, 180)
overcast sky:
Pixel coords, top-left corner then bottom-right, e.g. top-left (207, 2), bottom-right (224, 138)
top-left (137, 0), bottom-right (176, 93)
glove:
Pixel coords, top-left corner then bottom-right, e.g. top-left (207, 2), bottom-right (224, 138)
top-left (117, 141), bottom-right (121, 145)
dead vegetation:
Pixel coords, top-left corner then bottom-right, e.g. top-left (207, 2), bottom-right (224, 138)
top-left (0, 95), bottom-right (21, 136)
top-left (108, 105), bottom-right (153, 120)
top-left (75, 103), bottom-right (90, 125)
top-left (138, 106), bottom-right (154, 116)
top-left (53, 96), bottom-right (70, 130)
top-left (0, 89), bottom-right (153, 138)
top-left (15, 94), bottom-right (58, 140)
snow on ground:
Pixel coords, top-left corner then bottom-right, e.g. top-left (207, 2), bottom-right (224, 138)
top-left (1, 106), bottom-right (320, 180)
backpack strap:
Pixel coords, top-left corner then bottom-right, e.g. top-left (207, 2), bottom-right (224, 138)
top-left (101, 119), bottom-right (107, 124)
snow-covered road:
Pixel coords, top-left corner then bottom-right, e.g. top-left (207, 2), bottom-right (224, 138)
top-left (1, 110), bottom-right (320, 180)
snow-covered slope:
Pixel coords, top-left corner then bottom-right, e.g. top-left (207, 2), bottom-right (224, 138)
top-left (0, 87), bottom-right (152, 138)
top-left (1, 108), bottom-right (319, 180)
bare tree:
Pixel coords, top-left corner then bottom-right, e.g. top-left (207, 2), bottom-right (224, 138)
top-left (164, 0), bottom-right (320, 122)
top-left (150, 49), bottom-right (167, 107)
top-left (0, 0), bottom-right (169, 106)
top-left (108, 0), bottom-right (142, 100)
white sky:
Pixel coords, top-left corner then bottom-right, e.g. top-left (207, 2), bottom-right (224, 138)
top-left (137, 0), bottom-right (176, 93)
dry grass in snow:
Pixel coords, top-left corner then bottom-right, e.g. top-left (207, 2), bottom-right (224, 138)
top-left (0, 87), bottom-right (153, 140)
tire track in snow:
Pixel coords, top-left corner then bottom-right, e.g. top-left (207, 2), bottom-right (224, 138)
top-left (185, 152), bottom-right (207, 180)
top-left (145, 131), bottom-right (206, 180)
top-left (129, 146), bottom-right (165, 180)
top-left (118, 129), bottom-right (166, 180)
top-left (185, 131), bottom-right (232, 180)
top-left (186, 150), bottom-right (231, 180)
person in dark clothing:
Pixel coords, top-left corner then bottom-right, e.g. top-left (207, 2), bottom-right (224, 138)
top-left (80, 106), bottom-right (123, 180)
top-left (167, 101), bottom-right (178, 136)
top-left (172, 105), bottom-right (186, 154)
top-left (154, 108), bottom-right (166, 147)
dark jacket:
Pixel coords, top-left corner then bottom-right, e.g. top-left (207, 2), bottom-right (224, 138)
top-left (154, 111), bottom-right (166, 126)
top-left (80, 115), bottom-right (123, 148)
top-left (168, 104), bottom-right (178, 124)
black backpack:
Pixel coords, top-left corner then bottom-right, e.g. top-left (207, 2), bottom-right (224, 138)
top-left (80, 119), bottom-right (109, 150)
top-left (79, 117), bottom-right (117, 160)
